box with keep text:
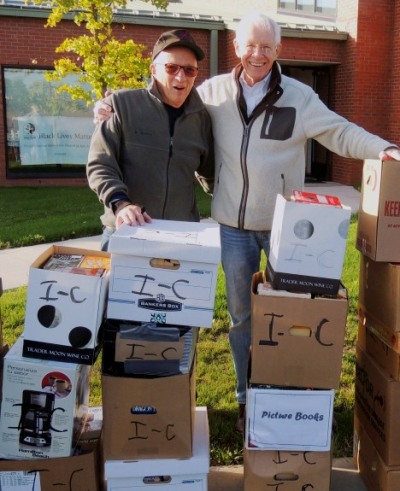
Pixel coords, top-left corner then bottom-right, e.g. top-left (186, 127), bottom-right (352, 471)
top-left (356, 159), bottom-right (400, 262)
top-left (107, 220), bottom-right (221, 327)
top-left (251, 272), bottom-right (348, 389)
top-left (22, 245), bottom-right (110, 365)
top-left (267, 193), bottom-right (351, 295)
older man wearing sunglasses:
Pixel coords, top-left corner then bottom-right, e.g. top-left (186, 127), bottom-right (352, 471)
top-left (87, 29), bottom-right (214, 251)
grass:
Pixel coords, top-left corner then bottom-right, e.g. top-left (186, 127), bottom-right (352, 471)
top-left (0, 186), bottom-right (360, 465)
top-left (0, 185), bottom-right (212, 249)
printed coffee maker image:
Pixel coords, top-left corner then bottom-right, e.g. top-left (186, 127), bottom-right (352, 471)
top-left (13, 390), bottom-right (65, 447)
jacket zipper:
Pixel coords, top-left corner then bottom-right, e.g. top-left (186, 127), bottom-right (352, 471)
top-left (162, 136), bottom-right (174, 217)
top-left (238, 124), bottom-right (251, 229)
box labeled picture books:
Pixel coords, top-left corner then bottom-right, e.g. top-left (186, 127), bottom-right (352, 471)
top-left (246, 385), bottom-right (334, 452)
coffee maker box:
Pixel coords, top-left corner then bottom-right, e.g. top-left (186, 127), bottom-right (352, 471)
top-left (267, 193), bottom-right (351, 295)
top-left (22, 245), bottom-right (109, 365)
top-left (0, 336), bottom-right (90, 460)
top-left (107, 220), bottom-right (221, 327)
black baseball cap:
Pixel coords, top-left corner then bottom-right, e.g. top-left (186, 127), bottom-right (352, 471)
top-left (152, 29), bottom-right (205, 61)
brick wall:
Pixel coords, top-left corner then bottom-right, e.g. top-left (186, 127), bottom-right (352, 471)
top-left (330, 0), bottom-right (396, 184)
top-left (0, 18), bottom-right (212, 187)
top-left (1, 1), bottom-right (399, 187)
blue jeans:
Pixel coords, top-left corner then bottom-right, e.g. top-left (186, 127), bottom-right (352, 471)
top-left (101, 226), bottom-right (115, 251)
top-left (220, 224), bottom-right (271, 404)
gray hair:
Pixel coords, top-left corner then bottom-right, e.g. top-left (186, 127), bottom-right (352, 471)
top-left (235, 11), bottom-right (281, 46)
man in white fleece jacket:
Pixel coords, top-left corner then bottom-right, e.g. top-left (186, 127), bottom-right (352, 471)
top-left (197, 11), bottom-right (400, 433)
top-left (94, 12), bottom-right (400, 433)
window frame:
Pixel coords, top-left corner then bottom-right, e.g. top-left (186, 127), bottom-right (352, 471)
top-left (278, 0), bottom-right (337, 18)
top-left (2, 65), bottom-right (93, 180)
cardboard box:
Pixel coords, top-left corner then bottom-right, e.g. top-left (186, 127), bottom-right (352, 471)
top-left (75, 406), bottom-right (103, 452)
top-left (101, 360), bottom-right (196, 460)
top-left (358, 320), bottom-right (400, 381)
top-left (359, 304), bottom-right (400, 354)
top-left (267, 193), bottom-right (351, 295)
top-left (356, 159), bottom-right (400, 262)
top-left (246, 385), bottom-right (334, 452)
top-left (244, 447), bottom-right (332, 491)
top-left (359, 255), bottom-right (400, 350)
top-left (251, 272), bottom-right (348, 389)
top-left (23, 245), bottom-right (110, 365)
top-left (0, 448), bottom-right (99, 491)
top-left (107, 220), bottom-right (221, 327)
top-left (0, 336), bottom-right (90, 460)
top-left (355, 344), bottom-right (400, 465)
top-left (102, 319), bottom-right (198, 377)
top-left (354, 415), bottom-right (400, 491)
top-left (104, 406), bottom-right (209, 491)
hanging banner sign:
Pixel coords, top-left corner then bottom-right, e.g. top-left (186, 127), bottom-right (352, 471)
top-left (17, 115), bottom-right (93, 165)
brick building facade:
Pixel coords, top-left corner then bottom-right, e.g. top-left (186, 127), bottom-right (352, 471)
top-left (0, 0), bottom-right (398, 187)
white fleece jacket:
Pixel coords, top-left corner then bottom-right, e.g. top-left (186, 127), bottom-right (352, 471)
top-left (197, 63), bottom-right (392, 231)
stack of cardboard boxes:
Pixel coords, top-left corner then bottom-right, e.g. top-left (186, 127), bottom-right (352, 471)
top-left (0, 246), bottom-right (110, 489)
top-left (354, 159), bottom-right (400, 491)
top-left (0, 219), bottom-right (221, 490)
top-left (244, 191), bottom-right (351, 490)
top-left (101, 219), bottom-right (220, 490)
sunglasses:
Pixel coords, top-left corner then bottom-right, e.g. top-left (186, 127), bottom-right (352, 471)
top-left (157, 63), bottom-right (199, 78)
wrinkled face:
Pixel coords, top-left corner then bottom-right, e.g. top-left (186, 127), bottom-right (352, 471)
top-left (150, 47), bottom-right (198, 108)
top-left (234, 24), bottom-right (281, 86)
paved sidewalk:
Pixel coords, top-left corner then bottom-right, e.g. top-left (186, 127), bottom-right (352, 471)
top-left (0, 182), bottom-right (361, 292)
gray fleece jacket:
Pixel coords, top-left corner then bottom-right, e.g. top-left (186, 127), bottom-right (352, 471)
top-left (87, 81), bottom-right (214, 228)
top-left (197, 62), bottom-right (394, 231)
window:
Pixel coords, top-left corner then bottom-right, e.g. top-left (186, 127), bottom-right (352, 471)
top-left (278, 0), bottom-right (336, 17)
top-left (2, 67), bottom-right (94, 179)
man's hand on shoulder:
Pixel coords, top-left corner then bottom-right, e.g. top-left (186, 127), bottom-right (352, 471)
top-left (93, 90), bottom-right (114, 124)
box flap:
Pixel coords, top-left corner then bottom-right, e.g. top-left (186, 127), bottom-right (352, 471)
top-left (109, 220), bottom-right (221, 264)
